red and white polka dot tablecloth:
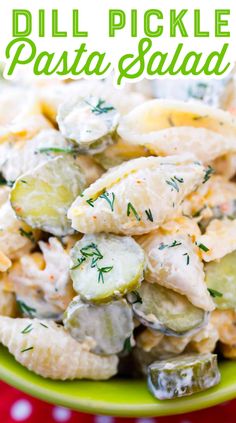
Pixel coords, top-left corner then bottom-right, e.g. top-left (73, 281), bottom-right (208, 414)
top-left (0, 381), bottom-right (235, 423)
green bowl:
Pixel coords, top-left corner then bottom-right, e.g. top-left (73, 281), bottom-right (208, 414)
top-left (0, 345), bottom-right (236, 417)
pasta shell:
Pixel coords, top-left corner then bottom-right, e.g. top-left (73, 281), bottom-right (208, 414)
top-left (0, 197), bottom-right (38, 260)
top-left (0, 317), bottom-right (118, 380)
top-left (68, 155), bottom-right (205, 236)
top-left (138, 231), bottom-right (214, 311)
top-left (198, 219), bottom-right (236, 261)
top-left (0, 129), bottom-right (69, 182)
top-left (9, 237), bottom-right (74, 312)
top-left (0, 286), bottom-right (17, 317)
top-left (118, 100), bottom-right (236, 163)
top-left (40, 79), bottom-right (148, 125)
top-left (182, 175), bottom-right (236, 219)
top-left (187, 322), bottom-right (219, 354)
top-left (0, 251), bottom-right (12, 272)
top-left (211, 309), bottom-right (236, 346)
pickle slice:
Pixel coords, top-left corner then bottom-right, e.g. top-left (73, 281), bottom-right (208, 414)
top-left (10, 156), bottom-right (85, 236)
top-left (70, 234), bottom-right (145, 303)
top-left (205, 251), bottom-right (236, 309)
top-left (64, 296), bottom-right (134, 355)
top-left (148, 353), bottom-right (220, 400)
top-left (57, 96), bottom-right (120, 154)
top-left (128, 282), bottom-right (208, 337)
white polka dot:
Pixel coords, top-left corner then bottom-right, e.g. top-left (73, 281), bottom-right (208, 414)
top-left (136, 419), bottom-right (155, 423)
top-left (10, 399), bottom-right (33, 421)
top-left (52, 407), bottom-right (72, 422)
top-left (94, 416), bottom-right (114, 423)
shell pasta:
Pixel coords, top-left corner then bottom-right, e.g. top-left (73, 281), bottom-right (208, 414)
top-left (1, 74), bottom-right (236, 398)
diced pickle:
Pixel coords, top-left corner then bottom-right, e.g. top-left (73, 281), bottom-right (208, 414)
top-left (128, 282), bottom-right (208, 337)
top-left (57, 96), bottom-right (120, 154)
top-left (10, 157), bottom-right (85, 236)
top-left (64, 296), bottom-right (134, 355)
top-left (70, 234), bottom-right (145, 303)
top-left (147, 353), bottom-right (220, 400)
top-left (205, 251), bottom-right (236, 309)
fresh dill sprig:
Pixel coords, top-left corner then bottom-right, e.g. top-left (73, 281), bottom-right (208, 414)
top-left (21, 324), bottom-right (33, 334)
top-left (127, 202), bottom-right (141, 221)
top-left (17, 300), bottom-right (36, 318)
top-left (100, 192), bottom-right (115, 212)
top-left (203, 166), bottom-right (214, 184)
top-left (158, 240), bottom-right (182, 250)
top-left (158, 243), bottom-right (169, 250)
top-left (70, 256), bottom-right (86, 270)
top-left (97, 266), bottom-right (113, 284)
top-left (21, 346), bottom-right (34, 353)
top-left (19, 228), bottom-right (35, 243)
top-left (174, 176), bottom-right (184, 183)
top-left (169, 240), bottom-right (182, 248)
top-left (208, 288), bottom-right (223, 298)
top-left (166, 177), bottom-right (180, 192)
top-left (145, 208), bottom-right (154, 222)
top-left (198, 243), bottom-right (209, 252)
top-left (40, 323), bottom-right (48, 329)
top-left (86, 98), bottom-right (115, 115)
top-left (80, 243), bottom-right (103, 259)
top-left (183, 252), bottom-right (190, 265)
top-left (86, 198), bottom-right (95, 207)
top-left (36, 147), bottom-right (79, 155)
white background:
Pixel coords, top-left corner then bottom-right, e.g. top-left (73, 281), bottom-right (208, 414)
top-left (0, 0), bottom-right (236, 85)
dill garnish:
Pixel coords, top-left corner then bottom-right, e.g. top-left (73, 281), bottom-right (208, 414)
top-left (174, 176), bottom-right (184, 183)
top-left (203, 166), bottom-right (214, 184)
top-left (169, 240), bottom-right (182, 248)
top-left (40, 323), bottom-right (48, 328)
top-left (158, 243), bottom-right (169, 250)
top-left (21, 346), bottom-right (34, 353)
top-left (159, 240), bottom-right (182, 250)
top-left (70, 256), bottom-right (86, 270)
top-left (97, 266), bottom-right (113, 283)
top-left (86, 98), bottom-right (115, 115)
top-left (198, 243), bottom-right (209, 252)
top-left (123, 336), bottom-right (132, 353)
top-left (145, 209), bottom-right (154, 222)
top-left (86, 198), bottom-right (95, 207)
top-left (21, 324), bottom-right (33, 334)
top-left (80, 243), bottom-right (103, 259)
top-left (100, 192), bottom-right (115, 211)
top-left (36, 147), bottom-right (79, 155)
top-left (208, 288), bottom-right (223, 298)
top-left (183, 252), bottom-right (190, 265)
top-left (17, 300), bottom-right (36, 318)
top-left (19, 228), bottom-right (35, 243)
top-left (166, 178), bottom-right (180, 192)
top-left (127, 202), bottom-right (141, 221)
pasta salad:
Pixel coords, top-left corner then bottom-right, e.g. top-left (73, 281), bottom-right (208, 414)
top-left (1, 72), bottom-right (236, 400)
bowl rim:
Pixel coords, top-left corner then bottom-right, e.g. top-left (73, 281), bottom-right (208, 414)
top-left (1, 347), bottom-right (236, 417)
